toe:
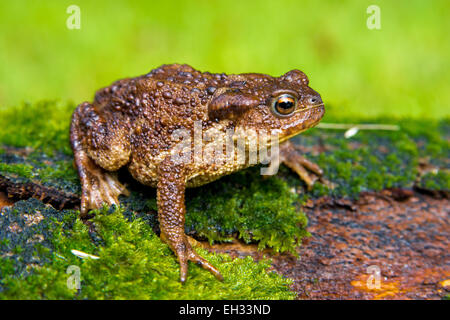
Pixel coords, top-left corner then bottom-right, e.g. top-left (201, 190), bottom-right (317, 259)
top-left (179, 260), bottom-right (188, 283)
top-left (298, 157), bottom-right (323, 176)
top-left (187, 249), bottom-right (224, 281)
top-left (172, 236), bottom-right (224, 282)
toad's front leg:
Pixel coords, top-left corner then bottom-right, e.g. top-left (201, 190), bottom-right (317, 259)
top-left (279, 140), bottom-right (323, 189)
top-left (157, 158), bottom-right (223, 283)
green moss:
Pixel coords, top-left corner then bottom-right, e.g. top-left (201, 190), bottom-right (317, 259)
top-left (0, 101), bottom-right (74, 155)
top-left (293, 119), bottom-right (447, 198)
top-left (35, 160), bottom-right (79, 186)
top-left (0, 202), bottom-right (295, 300)
top-left (0, 150), bottom-right (81, 194)
top-left (0, 163), bottom-right (34, 179)
top-left (418, 170), bottom-right (450, 191)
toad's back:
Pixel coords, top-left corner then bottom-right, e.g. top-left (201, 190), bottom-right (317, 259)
top-left (91, 64), bottom-right (276, 120)
top-left (92, 64), bottom-right (226, 113)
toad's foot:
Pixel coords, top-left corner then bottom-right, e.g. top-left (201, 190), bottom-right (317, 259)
top-left (71, 102), bottom-right (130, 217)
top-left (279, 140), bottom-right (323, 190)
top-left (74, 150), bottom-right (129, 217)
top-left (162, 232), bottom-right (224, 283)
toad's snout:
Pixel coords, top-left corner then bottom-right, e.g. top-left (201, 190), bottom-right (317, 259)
top-left (302, 93), bottom-right (323, 107)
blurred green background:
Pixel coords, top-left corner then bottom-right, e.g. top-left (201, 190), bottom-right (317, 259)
top-left (0, 0), bottom-right (448, 118)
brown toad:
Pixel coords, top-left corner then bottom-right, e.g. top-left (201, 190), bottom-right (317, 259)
top-left (70, 64), bottom-right (324, 282)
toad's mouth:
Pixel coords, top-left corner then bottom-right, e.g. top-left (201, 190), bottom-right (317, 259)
top-left (277, 104), bottom-right (325, 143)
top-left (293, 103), bottom-right (325, 114)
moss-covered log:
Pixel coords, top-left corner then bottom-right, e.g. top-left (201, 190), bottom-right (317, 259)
top-left (0, 102), bottom-right (448, 299)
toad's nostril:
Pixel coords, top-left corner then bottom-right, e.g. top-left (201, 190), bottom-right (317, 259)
top-left (307, 95), bottom-right (322, 105)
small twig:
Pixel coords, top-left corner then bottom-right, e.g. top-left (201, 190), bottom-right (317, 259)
top-left (317, 123), bottom-right (400, 130)
top-left (316, 123), bottom-right (400, 138)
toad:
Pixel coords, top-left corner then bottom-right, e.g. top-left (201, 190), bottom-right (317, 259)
top-left (70, 64), bottom-right (324, 282)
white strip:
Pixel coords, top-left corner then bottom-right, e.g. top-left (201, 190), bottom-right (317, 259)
top-left (317, 123), bottom-right (400, 131)
top-left (71, 249), bottom-right (100, 260)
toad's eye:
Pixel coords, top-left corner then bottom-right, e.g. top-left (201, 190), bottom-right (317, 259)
top-left (272, 94), bottom-right (297, 117)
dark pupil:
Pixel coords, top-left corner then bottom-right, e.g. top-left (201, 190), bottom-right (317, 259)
top-left (278, 100), bottom-right (293, 110)
top-left (277, 98), bottom-right (295, 113)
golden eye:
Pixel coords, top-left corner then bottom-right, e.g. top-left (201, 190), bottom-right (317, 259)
top-left (272, 94), bottom-right (297, 117)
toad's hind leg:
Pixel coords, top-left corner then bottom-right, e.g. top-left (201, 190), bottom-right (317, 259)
top-left (70, 102), bottom-right (130, 217)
